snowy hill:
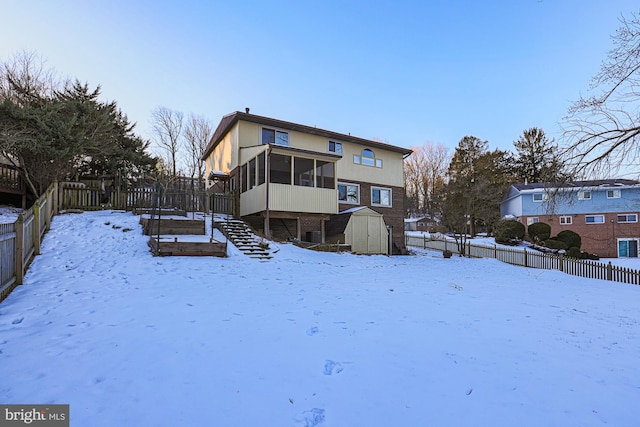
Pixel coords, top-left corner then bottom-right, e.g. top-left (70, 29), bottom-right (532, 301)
top-left (1, 210), bottom-right (639, 426)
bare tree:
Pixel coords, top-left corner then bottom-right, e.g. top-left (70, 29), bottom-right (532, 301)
top-left (0, 51), bottom-right (59, 104)
top-left (562, 12), bottom-right (640, 178)
top-left (151, 107), bottom-right (184, 178)
top-left (183, 113), bottom-right (213, 182)
top-left (404, 141), bottom-right (450, 218)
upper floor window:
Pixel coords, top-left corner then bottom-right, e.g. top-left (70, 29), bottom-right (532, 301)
top-left (607, 189), bottom-right (621, 199)
top-left (585, 215), bottom-right (605, 224)
top-left (560, 216), bottom-right (573, 225)
top-left (578, 191), bottom-right (591, 200)
top-left (338, 182), bottom-right (360, 204)
top-left (262, 127), bottom-right (289, 146)
top-left (353, 148), bottom-right (382, 168)
top-left (328, 141), bottom-right (342, 154)
top-left (532, 193), bottom-right (548, 202)
top-left (617, 214), bottom-right (638, 223)
top-left (372, 186), bottom-right (392, 207)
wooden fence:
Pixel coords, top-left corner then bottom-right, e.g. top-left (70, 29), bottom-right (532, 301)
top-left (405, 234), bottom-right (640, 286)
top-left (58, 184), bottom-right (220, 214)
top-left (0, 182), bottom-right (58, 302)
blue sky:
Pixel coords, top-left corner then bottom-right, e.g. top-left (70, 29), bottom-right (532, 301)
top-left (1, 1), bottom-right (638, 155)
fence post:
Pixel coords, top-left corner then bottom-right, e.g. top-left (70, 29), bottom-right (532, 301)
top-left (423, 234), bottom-right (426, 249)
top-left (33, 201), bottom-right (41, 255)
top-left (15, 214), bottom-right (24, 285)
top-left (467, 241), bottom-right (471, 257)
top-left (524, 247), bottom-right (528, 268)
top-left (494, 244), bottom-right (497, 259)
top-left (607, 261), bottom-right (613, 281)
top-left (559, 255), bottom-right (564, 273)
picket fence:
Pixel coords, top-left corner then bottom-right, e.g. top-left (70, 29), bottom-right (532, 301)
top-left (0, 182), bottom-right (58, 302)
top-left (405, 234), bottom-right (640, 286)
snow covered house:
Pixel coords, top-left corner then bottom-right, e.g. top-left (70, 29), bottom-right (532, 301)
top-left (201, 111), bottom-right (412, 254)
top-left (500, 179), bottom-right (640, 258)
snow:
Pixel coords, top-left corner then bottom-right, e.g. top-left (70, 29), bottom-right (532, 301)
top-left (1, 210), bottom-right (640, 426)
top-left (0, 206), bottom-right (22, 224)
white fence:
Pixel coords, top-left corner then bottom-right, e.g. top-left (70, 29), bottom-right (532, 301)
top-left (405, 234), bottom-right (640, 286)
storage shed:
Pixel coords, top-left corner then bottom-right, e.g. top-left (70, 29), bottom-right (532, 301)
top-left (326, 206), bottom-right (389, 254)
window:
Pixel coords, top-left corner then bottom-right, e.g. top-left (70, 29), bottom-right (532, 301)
top-left (617, 214), bottom-right (638, 223)
top-left (270, 154), bottom-right (291, 184)
top-left (328, 141), bottom-right (343, 154)
top-left (257, 152), bottom-right (266, 186)
top-left (316, 160), bottom-right (335, 189)
top-left (248, 157), bottom-right (256, 190)
top-left (241, 163), bottom-right (248, 193)
top-left (294, 157), bottom-right (315, 187)
top-left (527, 217), bottom-right (539, 226)
top-left (607, 189), bottom-right (621, 199)
top-left (372, 186), bottom-right (391, 207)
top-left (618, 239), bottom-right (639, 258)
top-left (578, 191), bottom-right (591, 200)
top-left (532, 193), bottom-right (548, 202)
top-left (353, 149), bottom-right (382, 167)
top-left (262, 127), bottom-right (289, 146)
top-left (338, 183), bottom-right (360, 203)
top-left (361, 149), bottom-right (375, 166)
top-left (585, 215), bottom-right (605, 224)
top-left (560, 216), bottom-right (573, 225)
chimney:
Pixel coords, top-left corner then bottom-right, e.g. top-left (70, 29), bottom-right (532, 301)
top-left (245, 107), bottom-right (250, 114)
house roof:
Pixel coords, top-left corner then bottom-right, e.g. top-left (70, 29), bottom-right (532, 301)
top-left (201, 111), bottom-right (413, 161)
top-left (512, 179), bottom-right (640, 192)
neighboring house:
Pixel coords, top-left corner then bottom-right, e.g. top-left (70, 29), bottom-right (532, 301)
top-left (501, 179), bottom-right (640, 258)
top-left (404, 215), bottom-right (437, 232)
top-left (201, 110), bottom-right (412, 254)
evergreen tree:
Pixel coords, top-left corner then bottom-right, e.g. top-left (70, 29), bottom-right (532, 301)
top-left (513, 127), bottom-right (564, 183)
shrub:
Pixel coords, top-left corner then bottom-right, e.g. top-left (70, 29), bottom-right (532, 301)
top-left (543, 238), bottom-right (568, 250)
top-left (528, 222), bottom-right (551, 242)
top-left (556, 230), bottom-right (581, 250)
top-left (567, 246), bottom-right (582, 258)
top-left (495, 220), bottom-right (525, 244)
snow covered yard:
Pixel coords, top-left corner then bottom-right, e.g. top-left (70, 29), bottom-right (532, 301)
top-left (1, 211), bottom-right (639, 426)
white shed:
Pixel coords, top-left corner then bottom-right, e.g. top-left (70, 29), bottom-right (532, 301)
top-left (326, 206), bottom-right (389, 254)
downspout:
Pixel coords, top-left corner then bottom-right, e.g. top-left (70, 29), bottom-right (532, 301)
top-left (265, 145), bottom-right (271, 239)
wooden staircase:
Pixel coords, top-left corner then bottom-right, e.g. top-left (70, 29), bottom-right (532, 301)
top-left (215, 219), bottom-right (272, 260)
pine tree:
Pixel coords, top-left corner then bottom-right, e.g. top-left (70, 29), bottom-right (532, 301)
top-left (513, 127), bottom-right (564, 183)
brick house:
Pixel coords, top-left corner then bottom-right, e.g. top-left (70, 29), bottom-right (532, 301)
top-left (201, 111), bottom-right (412, 254)
top-left (500, 180), bottom-right (640, 258)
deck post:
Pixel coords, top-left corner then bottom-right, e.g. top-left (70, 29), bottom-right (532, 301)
top-left (524, 248), bottom-right (528, 268)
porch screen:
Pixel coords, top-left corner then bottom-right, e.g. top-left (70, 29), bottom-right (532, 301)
top-left (270, 154), bottom-right (291, 184)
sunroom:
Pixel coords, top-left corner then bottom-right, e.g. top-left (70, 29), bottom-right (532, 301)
top-left (238, 145), bottom-right (341, 240)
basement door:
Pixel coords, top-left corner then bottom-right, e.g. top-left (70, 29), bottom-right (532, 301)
top-left (618, 238), bottom-right (639, 258)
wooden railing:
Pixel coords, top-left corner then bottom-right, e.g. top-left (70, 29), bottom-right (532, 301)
top-left (405, 234), bottom-right (640, 286)
top-left (0, 182), bottom-right (58, 302)
top-left (0, 163), bottom-right (24, 194)
top-left (58, 184), bottom-right (212, 213)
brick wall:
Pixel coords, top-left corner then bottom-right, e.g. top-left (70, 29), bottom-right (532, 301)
top-left (522, 213), bottom-right (640, 258)
top-left (338, 180), bottom-right (406, 250)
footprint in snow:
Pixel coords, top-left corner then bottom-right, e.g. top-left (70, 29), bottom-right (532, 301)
top-left (323, 360), bottom-right (343, 375)
top-left (12, 317), bottom-right (24, 325)
top-left (295, 408), bottom-right (325, 427)
top-left (306, 327), bottom-right (319, 336)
